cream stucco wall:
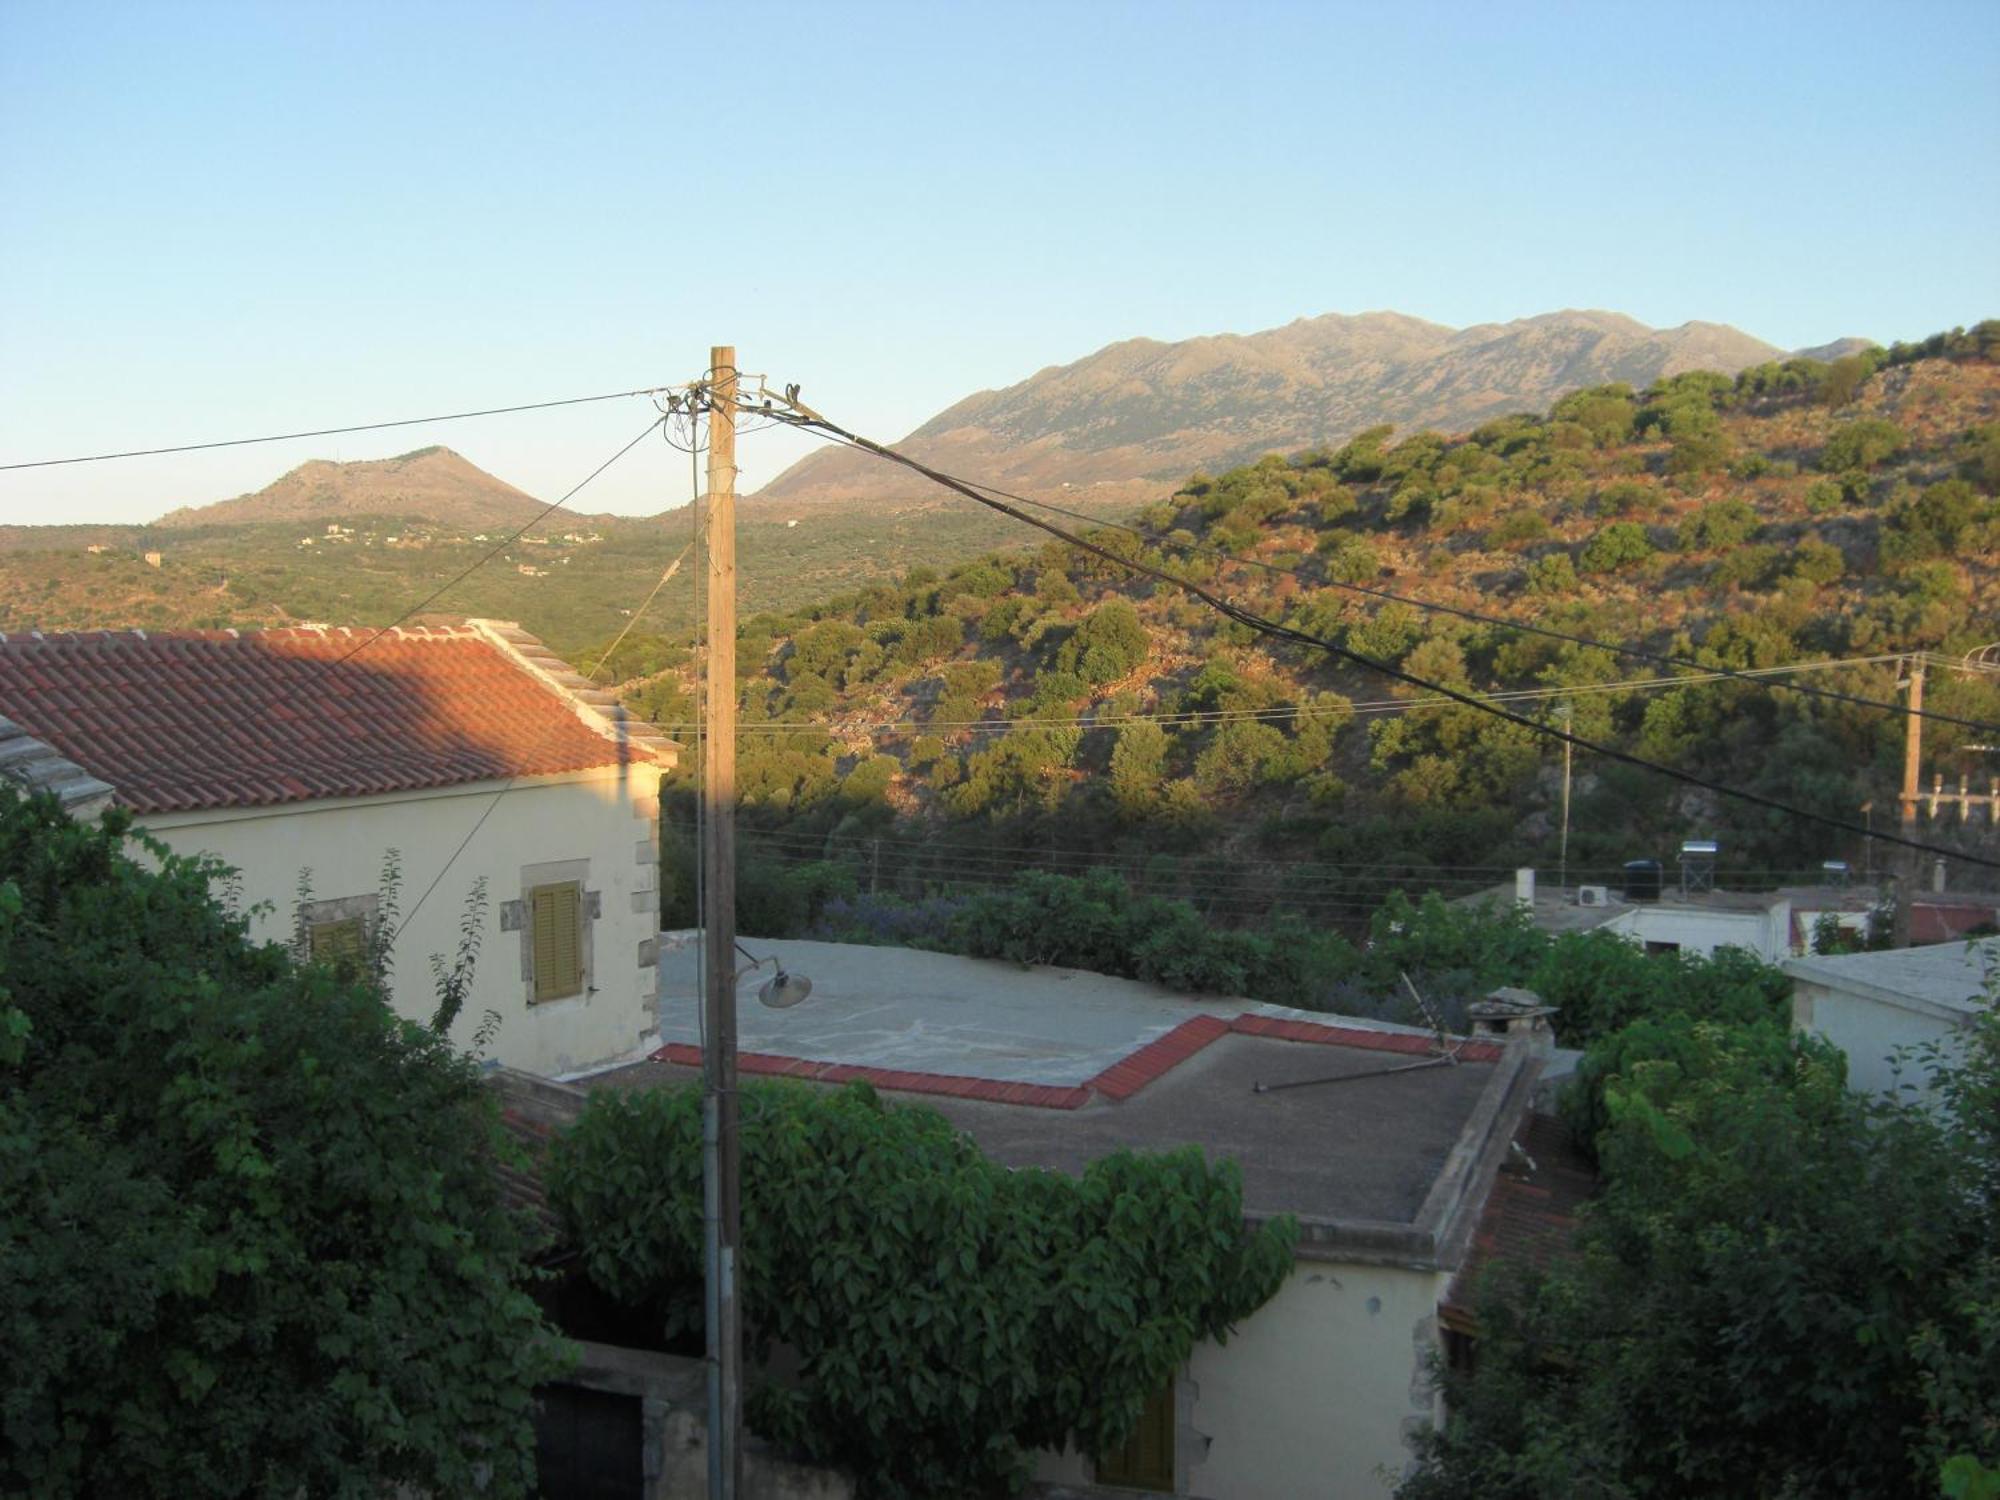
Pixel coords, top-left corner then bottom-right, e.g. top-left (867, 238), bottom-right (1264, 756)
top-left (1033, 1258), bottom-right (1447, 1499)
top-left (137, 767), bottom-right (662, 1077)
top-left (1184, 1260), bottom-right (1446, 1499)
top-left (1791, 979), bottom-right (1967, 1101)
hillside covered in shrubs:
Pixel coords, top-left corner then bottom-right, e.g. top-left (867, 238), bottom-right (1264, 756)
top-left (623, 325), bottom-right (2000, 927)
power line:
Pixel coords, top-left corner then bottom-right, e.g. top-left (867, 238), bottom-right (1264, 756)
top-left (775, 415), bottom-right (1997, 736)
top-left (644, 652), bottom-right (1917, 739)
top-left (0, 384), bottom-right (687, 472)
top-left (334, 416), bottom-right (665, 665)
top-left (734, 827), bottom-right (1871, 893)
top-left (759, 399), bottom-right (2000, 872)
top-left (379, 415), bottom-right (677, 941)
top-left (583, 539), bottom-right (695, 682)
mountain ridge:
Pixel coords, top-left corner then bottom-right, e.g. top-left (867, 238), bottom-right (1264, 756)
top-left (755, 309), bottom-right (1859, 512)
top-left (152, 445), bottom-right (593, 531)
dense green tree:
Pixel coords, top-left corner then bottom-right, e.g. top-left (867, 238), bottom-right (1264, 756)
top-left (1403, 1002), bottom-right (2000, 1500)
top-left (1108, 719), bottom-right (1170, 814)
top-left (549, 1080), bottom-right (1295, 1500)
top-left (1549, 385), bottom-right (1637, 447)
top-left (0, 792), bottom-right (562, 1498)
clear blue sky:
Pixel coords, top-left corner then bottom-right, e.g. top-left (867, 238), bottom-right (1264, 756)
top-left (3, 0), bottom-right (1995, 524)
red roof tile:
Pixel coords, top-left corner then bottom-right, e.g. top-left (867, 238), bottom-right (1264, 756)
top-left (0, 623), bottom-right (674, 814)
top-left (1441, 1111), bottom-right (1597, 1330)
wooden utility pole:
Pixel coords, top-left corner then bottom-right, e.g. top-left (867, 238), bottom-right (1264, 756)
top-left (1893, 655), bottom-right (1925, 948)
top-left (1557, 701), bottom-right (1573, 899)
top-left (700, 347), bottom-right (741, 1500)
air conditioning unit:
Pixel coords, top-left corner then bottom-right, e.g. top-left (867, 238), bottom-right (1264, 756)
top-left (1578, 885), bottom-right (1610, 908)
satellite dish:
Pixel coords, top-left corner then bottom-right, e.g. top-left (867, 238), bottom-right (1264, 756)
top-left (757, 968), bottom-right (813, 1009)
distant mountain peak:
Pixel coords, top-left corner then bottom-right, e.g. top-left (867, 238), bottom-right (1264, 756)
top-left (757, 308), bottom-right (1809, 512)
top-left (155, 446), bottom-right (567, 531)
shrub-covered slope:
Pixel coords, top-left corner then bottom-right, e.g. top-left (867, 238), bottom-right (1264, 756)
top-left (628, 326), bottom-right (2000, 917)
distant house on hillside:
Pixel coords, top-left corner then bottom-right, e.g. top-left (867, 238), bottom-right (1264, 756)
top-left (1463, 868), bottom-right (1999, 963)
top-left (0, 619), bottom-right (676, 1077)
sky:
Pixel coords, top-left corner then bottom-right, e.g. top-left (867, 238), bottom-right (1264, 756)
top-left (2, 0), bottom-right (1996, 526)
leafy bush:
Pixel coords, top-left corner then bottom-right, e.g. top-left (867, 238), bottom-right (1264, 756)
top-left (1485, 510), bottom-right (1551, 548)
top-left (1820, 417), bottom-right (1906, 473)
top-left (730, 855), bottom-right (858, 936)
top-left (1057, 598), bottom-right (1149, 685)
top-left (1881, 478), bottom-right (1993, 567)
top-left (1523, 552), bottom-right (1578, 595)
top-left (1708, 543), bottom-right (1781, 588)
top-left (1549, 385), bottom-right (1636, 447)
top-left (1785, 537), bottom-right (1845, 586)
top-left (1578, 522), bottom-right (1654, 573)
top-left (547, 1081), bottom-right (1296, 1499)
top-left (0, 791), bottom-right (561, 1497)
top-left (1675, 498), bottom-right (1760, 551)
top-left (1316, 530), bottom-right (1382, 582)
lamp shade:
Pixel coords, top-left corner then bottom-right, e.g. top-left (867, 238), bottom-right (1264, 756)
top-left (756, 968), bottom-right (813, 1009)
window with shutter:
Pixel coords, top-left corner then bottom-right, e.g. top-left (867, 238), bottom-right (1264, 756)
top-left (530, 882), bottom-right (584, 1002)
top-left (308, 916), bottom-right (366, 971)
top-left (1096, 1376), bottom-right (1174, 1491)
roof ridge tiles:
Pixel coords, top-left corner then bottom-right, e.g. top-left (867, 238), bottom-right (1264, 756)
top-left (0, 618), bottom-right (678, 813)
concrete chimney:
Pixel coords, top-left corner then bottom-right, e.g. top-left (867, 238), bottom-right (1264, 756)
top-left (1468, 986), bottom-right (1559, 1059)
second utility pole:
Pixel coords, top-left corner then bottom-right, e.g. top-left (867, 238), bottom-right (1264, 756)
top-left (700, 346), bottom-right (742, 1500)
top-left (1893, 654), bottom-right (1925, 948)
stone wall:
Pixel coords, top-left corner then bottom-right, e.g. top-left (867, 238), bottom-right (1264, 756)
top-left (553, 1341), bottom-right (852, 1500)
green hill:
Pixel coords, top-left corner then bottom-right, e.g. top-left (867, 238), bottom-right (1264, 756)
top-left (632, 325), bottom-right (2000, 922)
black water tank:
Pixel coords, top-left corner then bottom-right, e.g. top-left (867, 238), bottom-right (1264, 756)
top-left (1623, 859), bottom-right (1663, 902)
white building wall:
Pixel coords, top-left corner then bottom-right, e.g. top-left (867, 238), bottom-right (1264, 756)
top-left (1184, 1260), bottom-right (1446, 1499)
top-left (1612, 901), bottom-right (1790, 962)
top-left (137, 767), bottom-right (662, 1077)
top-left (1034, 1259), bottom-right (1447, 1499)
top-left (1792, 979), bottom-right (1967, 1101)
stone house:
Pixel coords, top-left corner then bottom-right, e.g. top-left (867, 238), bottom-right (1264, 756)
top-left (0, 619), bottom-right (676, 1077)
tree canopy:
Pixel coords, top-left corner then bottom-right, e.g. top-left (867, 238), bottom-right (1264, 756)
top-left (0, 790), bottom-right (562, 1497)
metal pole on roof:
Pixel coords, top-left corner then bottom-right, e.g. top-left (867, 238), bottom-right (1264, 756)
top-left (699, 347), bottom-right (742, 1500)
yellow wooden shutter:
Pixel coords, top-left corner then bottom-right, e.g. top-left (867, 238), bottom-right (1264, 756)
top-left (1097, 1377), bottom-right (1174, 1491)
top-left (531, 882), bottom-right (583, 1002)
top-left (309, 917), bottom-right (365, 969)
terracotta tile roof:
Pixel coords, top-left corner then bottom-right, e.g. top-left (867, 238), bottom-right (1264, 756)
top-left (1440, 1110), bottom-right (1597, 1331)
top-left (0, 620), bottom-right (675, 814)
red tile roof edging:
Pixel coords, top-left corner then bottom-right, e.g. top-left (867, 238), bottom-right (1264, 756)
top-left (646, 1011), bottom-right (1501, 1109)
top-left (648, 1042), bottom-right (1095, 1110)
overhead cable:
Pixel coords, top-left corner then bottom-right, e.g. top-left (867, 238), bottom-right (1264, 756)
top-left (758, 400), bottom-right (2000, 871)
top-left (336, 415), bottom-right (665, 666)
top-left (1, 384), bottom-right (687, 471)
top-left (774, 413), bottom-right (1995, 735)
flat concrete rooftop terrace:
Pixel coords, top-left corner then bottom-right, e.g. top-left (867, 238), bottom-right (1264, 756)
top-left (650, 935), bottom-right (1275, 1086)
top-left (599, 939), bottom-right (1533, 1269)
top-left (915, 1033), bottom-right (1500, 1228)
